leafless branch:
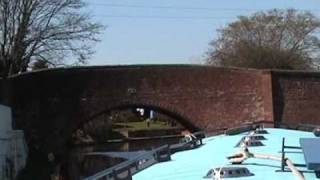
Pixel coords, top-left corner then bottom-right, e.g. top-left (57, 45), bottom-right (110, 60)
top-left (0, 0), bottom-right (104, 77)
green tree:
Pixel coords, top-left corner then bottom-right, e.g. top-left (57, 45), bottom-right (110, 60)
top-left (0, 0), bottom-right (103, 77)
top-left (206, 9), bottom-right (320, 70)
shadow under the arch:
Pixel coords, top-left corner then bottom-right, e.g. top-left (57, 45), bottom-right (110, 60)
top-left (81, 103), bottom-right (201, 133)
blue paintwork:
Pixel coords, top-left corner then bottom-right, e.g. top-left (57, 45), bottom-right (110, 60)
top-left (300, 138), bottom-right (320, 170)
top-left (133, 128), bottom-right (318, 180)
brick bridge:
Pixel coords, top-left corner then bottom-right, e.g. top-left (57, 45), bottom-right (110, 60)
top-left (1, 65), bottom-right (320, 169)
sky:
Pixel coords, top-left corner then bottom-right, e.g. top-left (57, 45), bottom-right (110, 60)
top-left (83, 0), bottom-right (320, 65)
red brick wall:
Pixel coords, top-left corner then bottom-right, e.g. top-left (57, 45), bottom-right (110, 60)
top-left (9, 66), bottom-right (320, 159)
top-left (272, 71), bottom-right (320, 126)
top-left (9, 66), bottom-right (272, 136)
top-left (0, 65), bottom-right (278, 169)
top-left (10, 66), bottom-right (320, 136)
top-left (8, 65), bottom-right (320, 179)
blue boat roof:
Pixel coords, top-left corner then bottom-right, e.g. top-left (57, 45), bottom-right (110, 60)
top-left (133, 128), bottom-right (318, 180)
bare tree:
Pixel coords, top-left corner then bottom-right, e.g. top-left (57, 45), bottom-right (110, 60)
top-left (206, 9), bottom-right (320, 70)
top-left (0, 0), bottom-right (103, 77)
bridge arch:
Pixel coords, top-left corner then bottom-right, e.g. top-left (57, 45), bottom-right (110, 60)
top-left (80, 101), bottom-right (201, 133)
top-left (5, 65), bottom-right (277, 180)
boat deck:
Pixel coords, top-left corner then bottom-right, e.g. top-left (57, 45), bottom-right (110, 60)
top-left (133, 128), bottom-right (317, 180)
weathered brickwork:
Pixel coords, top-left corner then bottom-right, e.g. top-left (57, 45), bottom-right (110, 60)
top-left (8, 65), bottom-right (271, 137)
top-left (2, 65), bottom-right (320, 179)
top-left (1, 65), bottom-right (320, 160)
top-left (272, 71), bottom-right (320, 126)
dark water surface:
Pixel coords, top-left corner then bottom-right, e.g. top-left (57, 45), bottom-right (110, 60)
top-left (69, 137), bottom-right (181, 178)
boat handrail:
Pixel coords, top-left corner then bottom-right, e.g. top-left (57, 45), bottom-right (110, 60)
top-left (83, 130), bottom-right (205, 180)
top-left (83, 144), bottom-right (170, 180)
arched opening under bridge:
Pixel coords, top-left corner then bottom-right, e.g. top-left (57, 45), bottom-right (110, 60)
top-left (68, 103), bottom-right (200, 179)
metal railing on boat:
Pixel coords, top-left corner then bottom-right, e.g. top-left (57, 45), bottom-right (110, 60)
top-left (83, 145), bottom-right (170, 180)
top-left (83, 131), bottom-right (205, 180)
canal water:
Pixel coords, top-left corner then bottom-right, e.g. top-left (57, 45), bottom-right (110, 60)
top-left (69, 137), bottom-right (181, 179)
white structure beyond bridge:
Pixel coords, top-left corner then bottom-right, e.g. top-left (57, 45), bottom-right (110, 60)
top-left (0, 105), bottom-right (28, 180)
